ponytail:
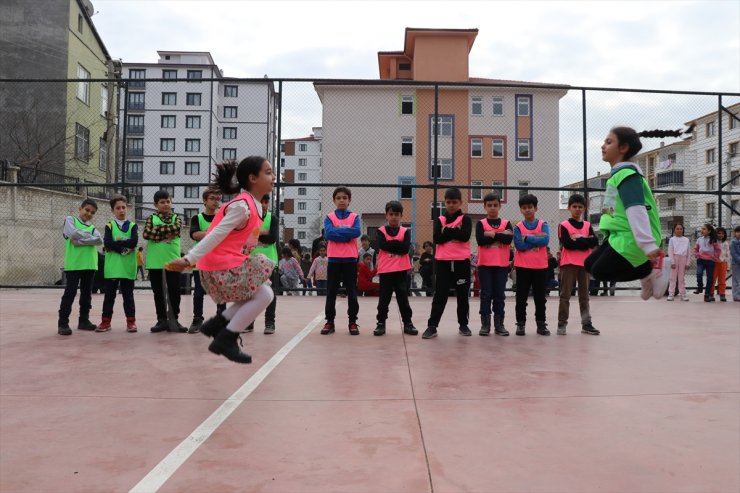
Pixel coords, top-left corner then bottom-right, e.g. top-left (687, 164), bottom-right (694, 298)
top-left (612, 124), bottom-right (694, 161)
top-left (211, 156), bottom-right (267, 195)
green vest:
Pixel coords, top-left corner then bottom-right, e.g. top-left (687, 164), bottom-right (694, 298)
top-left (191, 213), bottom-right (212, 272)
top-left (145, 214), bottom-right (181, 269)
top-left (104, 221), bottom-right (137, 280)
top-left (64, 217), bottom-right (98, 271)
top-left (251, 212), bottom-right (278, 264)
top-left (599, 166), bottom-right (661, 267)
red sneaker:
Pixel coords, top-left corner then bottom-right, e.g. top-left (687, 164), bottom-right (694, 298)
top-left (96, 317), bottom-right (112, 332)
top-left (126, 317), bottom-right (138, 333)
top-left (320, 322), bottom-right (335, 335)
top-left (349, 323), bottom-right (360, 336)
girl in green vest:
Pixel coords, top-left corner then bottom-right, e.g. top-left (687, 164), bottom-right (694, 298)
top-left (585, 126), bottom-right (692, 300)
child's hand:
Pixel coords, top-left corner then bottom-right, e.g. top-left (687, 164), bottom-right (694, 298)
top-left (501, 230), bottom-right (513, 235)
top-left (484, 231), bottom-right (496, 238)
top-left (165, 258), bottom-right (190, 272)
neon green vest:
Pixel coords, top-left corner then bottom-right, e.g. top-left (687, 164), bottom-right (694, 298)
top-left (599, 166), bottom-right (661, 267)
top-left (251, 212), bottom-right (278, 265)
top-left (145, 214), bottom-right (181, 269)
top-left (191, 213), bottom-right (212, 272)
top-left (104, 221), bottom-right (137, 280)
top-left (64, 217), bottom-right (98, 271)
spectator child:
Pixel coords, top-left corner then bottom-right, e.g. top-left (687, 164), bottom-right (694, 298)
top-left (711, 227), bottom-right (729, 301)
top-left (730, 226), bottom-right (740, 301)
top-left (358, 234), bottom-right (375, 269)
top-left (308, 244), bottom-right (329, 295)
top-left (666, 223), bottom-right (691, 301)
top-left (693, 223), bottom-right (721, 302)
top-left (136, 247), bottom-right (145, 280)
top-left (279, 246), bottom-right (304, 294)
top-left (418, 241), bottom-right (434, 296)
top-left (357, 253), bottom-right (380, 296)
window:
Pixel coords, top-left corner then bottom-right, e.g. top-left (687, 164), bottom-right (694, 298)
top-left (431, 158), bottom-right (452, 179)
top-left (471, 180), bottom-right (483, 200)
top-left (185, 162), bottom-right (200, 175)
top-left (399, 62), bottom-right (411, 70)
top-left (298, 217), bottom-right (307, 225)
top-left (400, 179), bottom-right (413, 199)
top-left (471, 138), bottom-right (483, 158)
top-left (224, 85), bottom-right (238, 97)
top-left (298, 172), bottom-right (307, 181)
top-left (222, 148), bottom-right (236, 160)
top-left (431, 116), bottom-right (453, 136)
top-left (128, 69), bottom-right (145, 88)
top-left (181, 116), bottom-right (200, 130)
top-left (731, 169), bottom-right (740, 187)
top-left (160, 185), bottom-right (175, 197)
top-left (162, 69), bottom-right (177, 80)
top-left (74, 123), bottom-right (89, 161)
top-left (98, 138), bottom-right (107, 171)
top-left (299, 143), bottom-right (307, 152)
top-left (656, 170), bottom-right (684, 187)
top-left (184, 186), bottom-right (199, 198)
top-left (77, 13), bottom-right (83, 33)
top-left (159, 161), bottom-right (175, 175)
top-left (731, 199), bottom-right (739, 215)
top-left (706, 148), bottom-right (716, 163)
top-left (492, 97), bottom-right (504, 116)
top-left (401, 95), bottom-right (414, 115)
top-left (100, 85), bottom-right (108, 116)
top-left (517, 139), bottom-right (531, 159)
top-left (76, 65), bottom-right (90, 104)
top-left (730, 115), bottom-right (739, 130)
top-left (706, 202), bottom-right (716, 220)
top-left (492, 138), bottom-right (504, 157)
top-left (162, 92), bottom-right (177, 105)
top-left (706, 175), bottom-right (716, 190)
top-left (161, 115), bottom-right (176, 128)
top-left (127, 138), bottom-right (144, 156)
top-left (186, 93), bottom-right (201, 106)
top-left (706, 121), bottom-right (716, 137)
top-left (223, 127), bottom-right (237, 139)
top-left (297, 231), bottom-right (306, 240)
top-left (125, 161), bottom-right (143, 181)
top-left (298, 202), bottom-right (307, 210)
top-left (518, 181), bottom-right (530, 198)
top-left (298, 187), bottom-right (307, 196)
top-left (298, 158), bottom-right (307, 166)
top-left (127, 92), bottom-right (145, 110)
top-left (223, 106), bottom-right (237, 118)
top-left (127, 114), bottom-right (144, 133)
top-left (401, 137), bottom-right (413, 156)
top-left (185, 139), bottom-right (200, 152)
top-left (729, 142), bottom-right (738, 157)
top-left (666, 197), bottom-right (676, 209)
top-left (471, 96), bottom-right (482, 116)
top-left (160, 139), bottom-right (175, 152)
top-left (186, 70), bottom-right (202, 80)
top-left (492, 180), bottom-right (505, 201)
top-left (184, 208), bottom-right (199, 222)
top-left (516, 96), bottom-right (531, 116)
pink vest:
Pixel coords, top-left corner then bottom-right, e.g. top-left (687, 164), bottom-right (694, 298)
top-left (326, 212), bottom-right (359, 259)
top-left (477, 218), bottom-right (511, 267)
top-left (196, 192), bottom-right (262, 272)
top-left (435, 215), bottom-right (471, 261)
top-left (513, 220), bottom-right (548, 269)
top-left (376, 226), bottom-right (412, 274)
top-left (559, 220), bottom-right (592, 267)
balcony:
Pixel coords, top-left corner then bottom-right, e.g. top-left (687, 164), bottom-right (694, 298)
top-left (125, 172), bottom-right (143, 182)
top-left (128, 80), bottom-right (146, 89)
top-left (126, 101), bottom-right (145, 110)
top-left (126, 148), bottom-right (144, 157)
top-left (126, 125), bottom-right (144, 135)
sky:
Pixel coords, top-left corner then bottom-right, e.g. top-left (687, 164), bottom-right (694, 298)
top-left (91, 0), bottom-right (740, 184)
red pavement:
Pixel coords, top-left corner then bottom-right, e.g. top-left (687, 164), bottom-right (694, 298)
top-left (0, 289), bottom-right (738, 493)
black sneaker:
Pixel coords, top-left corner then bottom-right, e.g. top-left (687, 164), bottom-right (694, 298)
top-left (373, 323), bottom-right (386, 336)
top-left (459, 325), bottom-right (472, 336)
top-left (479, 325), bottom-right (491, 336)
top-left (77, 319), bottom-right (96, 331)
top-left (494, 326), bottom-right (510, 336)
top-left (694, 288), bottom-right (703, 294)
top-left (208, 329), bottom-right (252, 364)
top-left (200, 314), bottom-right (228, 338)
top-left (349, 323), bottom-right (360, 336)
top-left (515, 324), bottom-right (525, 336)
top-left (320, 322), bottom-right (335, 335)
top-left (581, 324), bottom-right (600, 335)
top-left (150, 319), bottom-right (169, 333)
top-left (422, 327), bottom-right (438, 339)
top-left (704, 296), bottom-right (716, 302)
top-left (58, 322), bottom-right (72, 336)
top-left (264, 321), bottom-right (276, 334)
top-left (168, 321), bottom-right (188, 333)
top-left (188, 317), bottom-right (204, 334)
top-left (403, 323), bottom-right (418, 336)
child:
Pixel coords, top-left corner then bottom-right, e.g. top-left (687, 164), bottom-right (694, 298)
top-left (667, 223), bottom-right (691, 301)
top-left (189, 189), bottom-right (226, 333)
top-left (358, 234), bottom-right (375, 269)
top-left (513, 194), bottom-right (550, 336)
top-left (584, 126), bottom-right (685, 300)
top-left (423, 187), bottom-right (472, 339)
top-left (711, 227), bottom-right (729, 302)
top-left (136, 247), bottom-right (145, 281)
top-left (322, 186), bottom-right (361, 335)
top-left (308, 243), bottom-right (328, 295)
top-left (57, 198), bottom-right (103, 335)
top-left (143, 189), bottom-right (186, 332)
top-left (373, 201), bottom-right (417, 336)
top-left (475, 193), bottom-right (513, 336)
top-left (418, 241), bottom-right (434, 296)
top-left (357, 253), bottom-right (380, 295)
top-left (248, 194), bottom-right (279, 332)
top-left (166, 156), bottom-right (276, 364)
top-left (557, 194), bottom-right (599, 335)
top-left (730, 226), bottom-right (740, 302)
top-left (279, 246), bottom-right (304, 295)
top-left (693, 223), bottom-right (721, 302)
top-left (96, 195), bottom-right (138, 333)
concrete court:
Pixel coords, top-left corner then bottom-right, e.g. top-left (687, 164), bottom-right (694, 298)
top-left (0, 288), bottom-right (738, 493)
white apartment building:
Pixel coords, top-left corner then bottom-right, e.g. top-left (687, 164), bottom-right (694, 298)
top-left (119, 51), bottom-right (277, 220)
top-left (279, 127), bottom-right (323, 242)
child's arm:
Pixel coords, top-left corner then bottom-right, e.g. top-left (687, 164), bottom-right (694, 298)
top-left (668, 237), bottom-right (675, 258)
top-left (492, 222), bottom-right (514, 244)
top-left (526, 223), bottom-right (550, 247)
top-left (693, 241), bottom-right (699, 258)
top-left (476, 221), bottom-right (496, 246)
top-left (142, 215), bottom-right (157, 241)
top-left (117, 223), bottom-right (139, 250)
top-left (730, 240), bottom-right (740, 264)
top-left (308, 258), bottom-right (317, 280)
top-left (513, 225), bottom-right (530, 251)
top-left (446, 216), bottom-right (472, 242)
top-left (190, 214), bottom-right (206, 242)
top-left (258, 215), bottom-right (279, 245)
top-left (63, 216), bottom-right (102, 246)
top-left (103, 223), bottom-right (118, 252)
top-left (433, 217), bottom-right (449, 244)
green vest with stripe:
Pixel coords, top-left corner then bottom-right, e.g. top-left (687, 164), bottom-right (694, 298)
top-left (191, 213), bottom-right (213, 272)
top-left (145, 214), bottom-right (181, 269)
top-left (599, 166), bottom-right (661, 267)
top-left (104, 221), bottom-right (137, 280)
top-left (251, 212), bottom-right (278, 265)
top-left (64, 217), bottom-right (98, 271)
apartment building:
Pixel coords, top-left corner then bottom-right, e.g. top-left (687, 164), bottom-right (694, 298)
top-left (280, 128), bottom-right (323, 242)
top-left (120, 51), bottom-right (277, 219)
top-left (315, 28), bottom-right (568, 248)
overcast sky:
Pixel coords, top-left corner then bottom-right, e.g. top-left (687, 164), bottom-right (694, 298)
top-left (92, 0), bottom-right (740, 183)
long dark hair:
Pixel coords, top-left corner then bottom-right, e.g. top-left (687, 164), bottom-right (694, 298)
top-left (702, 223), bottom-right (718, 243)
top-left (212, 156), bottom-right (267, 194)
top-left (611, 124), bottom-right (695, 161)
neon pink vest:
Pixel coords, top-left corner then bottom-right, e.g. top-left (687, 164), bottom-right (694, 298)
top-left (513, 220), bottom-right (548, 269)
top-left (196, 192), bottom-right (262, 272)
top-left (326, 212), bottom-right (359, 259)
top-left (477, 219), bottom-right (511, 267)
top-left (559, 220), bottom-right (592, 267)
top-left (435, 215), bottom-right (470, 261)
top-left (376, 226), bottom-right (412, 274)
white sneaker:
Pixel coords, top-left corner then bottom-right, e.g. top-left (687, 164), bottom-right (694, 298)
top-left (666, 296), bottom-right (674, 301)
top-left (681, 295), bottom-right (690, 301)
top-left (652, 256), bottom-right (671, 299)
top-left (640, 275), bottom-right (654, 300)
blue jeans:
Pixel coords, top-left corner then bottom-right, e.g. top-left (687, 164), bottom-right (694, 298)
top-left (478, 266), bottom-right (508, 319)
top-left (696, 258), bottom-right (715, 296)
top-left (315, 279), bottom-right (327, 295)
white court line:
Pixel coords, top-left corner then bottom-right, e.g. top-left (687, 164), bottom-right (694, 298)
top-left (129, 311), bottom-right (326, 493)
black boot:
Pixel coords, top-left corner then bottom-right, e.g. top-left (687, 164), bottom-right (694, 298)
top-left (150, 319), bottom-right (169, 333)
top-left (536, 321), bottom-right (550, 336)
top-left (374, 322), bottom-right (386, 336)
top-left (200, 313), bottom-right (228, 338)
top-left (515, 324), bottom-right (525, 336)
top-left (493, 315), bottom-right (509, 336)
top-left (77, 316), bottom-right (96, 331)
top-left (58, 318), bottom-right (72, 336)
top-left (208, 329), bottom-right (252, 364)
top-left (479, 314), bottom-right (491, 336)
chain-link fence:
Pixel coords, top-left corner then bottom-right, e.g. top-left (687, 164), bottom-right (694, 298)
top-left (1, 78), bottom-right (738, 290)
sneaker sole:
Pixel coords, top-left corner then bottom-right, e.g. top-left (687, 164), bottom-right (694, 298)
top-left (422, 333), bottom-right (438, 339)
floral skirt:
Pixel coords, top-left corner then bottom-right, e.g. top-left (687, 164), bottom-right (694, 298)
top-left (201, 254), bottom-right (273, 304)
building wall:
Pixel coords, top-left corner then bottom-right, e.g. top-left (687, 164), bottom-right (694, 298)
top-left (280, 134), bottom-right (322, 242)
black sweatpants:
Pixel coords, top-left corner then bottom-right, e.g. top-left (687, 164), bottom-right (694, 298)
top-left (148, 268), bottom-right (181, 321)
top-left (102, 278), bottom-right (135, 318)
top-left (377, 270), bottom-right (413, 324)
top-left (585, 242), bottom-right (651, 282)
top-left (58, 269), bottom-right (95, 321)
top-left (325, 262), bottom-right (359, 323)
top-left (514, 267), bottom-right (547, 324)
top-left (427, 259), bottom-right (470, 328)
